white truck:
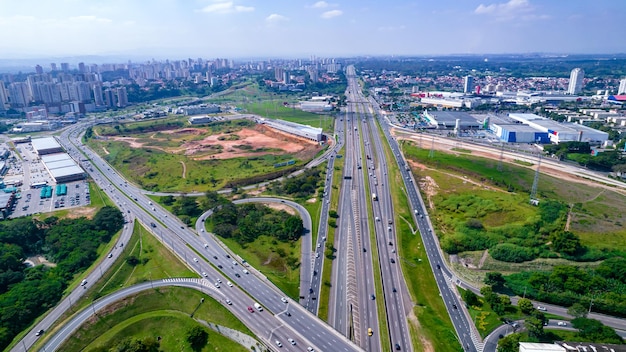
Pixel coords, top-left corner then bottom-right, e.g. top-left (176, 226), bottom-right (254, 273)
top-left (372, 193), bottom-right (378, 201)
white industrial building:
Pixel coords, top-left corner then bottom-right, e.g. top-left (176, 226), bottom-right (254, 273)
top-left (423, 111), bottom-right (481, 129)
top-left (299, 101), bottom-right (332, 112)
top-left (188, 116), bottom-right (216, 125)
top-left (40, 153), bottom-right (86, 183)
top-left (259, 118), bottom-right (323, 142)
top-left (178, 104), bottom-right (221, 115)
top-left (31, 137), bottom-right (65, 155)
top-left (508, 113), bottom-right (609, 144)
top-left (519, 342), bottom-right (565, 352)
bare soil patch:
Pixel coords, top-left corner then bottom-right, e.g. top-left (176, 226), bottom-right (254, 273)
top-left (264, 203), bottom-right (296, 216)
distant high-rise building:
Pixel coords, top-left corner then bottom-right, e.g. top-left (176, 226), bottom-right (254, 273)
top-left (35, 65), bottom-right (43, 74)
top-left (618, 78), bottom-right (626, 95)
top-left (0, 81), bottom-right (8, 105)
top-left (93, 84), bottom-right (104, 106)
top-left (567, 68), bottom-right (584, 95)
top-left (275, 67), bottom-right (284, 82)
top-left (463, 75), bottom-right (474, 94)
top-left (116, 87), bottom-right (128, 107)
top-left (77, 62), bottom-right (85, 73)
top-left (60, 62), bottom-right (70, 72)
top-left (104, 88), bottom-right (115, 107)
top-left (8, 82), bottom-right (31, 108)
top-left (50, 63), bottom-right (57, 71)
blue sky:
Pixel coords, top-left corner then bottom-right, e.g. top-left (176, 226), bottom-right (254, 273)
top-left (0, 0), bottom-right (624, 59)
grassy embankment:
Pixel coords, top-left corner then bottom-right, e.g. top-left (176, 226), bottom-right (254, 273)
top-left (382, 131), bottom-right (462, 351)
top-left (59, 287), bottom-right (253, 352)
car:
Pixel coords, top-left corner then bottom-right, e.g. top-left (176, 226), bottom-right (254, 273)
top-left (395, 343), bottom-right (401, 350)
top-left (226, 254), bottom-right (230, 258)
top-left (281, 297), bottom-right (288, 303)
top-left (217, 265), bottom-right (223, 269)
top-left (247, 306), bottom-right (254, 313)
top-left (35, 329), bottom-right (44, 336)
top-left (317, 243), bottom-right (321, 248)
top-left (225, 299), bottom-right (232, 305)
top-left (216, 278), bottom-right (222, 283)
top-left (213, 256), bottom-right (218, 260)
top-left (201, 229), bottom-right (204, 232)
top-left (204, 243), bottom-right (209, 248)
top-left (202, 272), bottom-right (208, 277)
top-left (537, 306), bottom-right (547, 311)
top-left (193, 258), bottom-right (198, 263)
top-left (389, 241), bottom-right (393, 246)
top-left (390, 258), bottom-right (395, 263)
top-left (315, 252), bottom-right (320, 258)
top-left (368, 328), bottom-right (373, 336)
top-left (288, 338), bottom-right (296, 345)
top-left (235, 273), bottom-right (240, 278)
top-left (452, 304), bottom-right (458, 309)
top-left (307, 347), bottom-right (315, 352)
top-left (436, 264), bottom-right (441, 269)
top-left (81, 279), bottom-right (88, 286)
top-left (108, 253), bottom-right (113, 258)
top-left (275, 340), bottom-right (283, 348)
top-left (557, 321), bottom-right (567, 326)
top-left (227, 281), bottom-right (233, 287)
top-left (214, 282), bottom-right (220, 288)
top-left (232, 261), bottom-right (237, 266)
top-left (393, 287), bottom-right (397, 292)
top-left (242, 269), bottom-right (249, 274)
top-left (363, 247), bottom-right (367, 252)
top-left (370, 294), bottom-right (375, 300)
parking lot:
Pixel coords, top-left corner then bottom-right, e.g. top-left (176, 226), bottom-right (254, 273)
top-left (10, 181), bottom-right (91, 218)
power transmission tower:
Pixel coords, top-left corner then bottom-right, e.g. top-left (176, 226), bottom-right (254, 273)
top-left (497, 143), bottom-right (505, 172)
top-left (530, 154), bottom-right (542, 204)
top-left (428, 137), bottom-right (435, 158)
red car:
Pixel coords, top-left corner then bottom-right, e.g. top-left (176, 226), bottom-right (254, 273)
top-left (247, 306), bottom-right (254, 313)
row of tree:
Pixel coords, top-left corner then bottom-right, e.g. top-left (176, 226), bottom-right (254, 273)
top-left (0, 207), bottom-right (124, 350)
top-left (266, 168), bottom-right (322, 199)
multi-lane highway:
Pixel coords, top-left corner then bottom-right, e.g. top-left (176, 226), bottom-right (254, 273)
top-left (15, 123), bottom-right (364, 352)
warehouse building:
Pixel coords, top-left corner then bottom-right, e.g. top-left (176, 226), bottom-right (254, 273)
top-left (0, 193), bottom-right (15, 219)
top-left (423, 110), bottom-right (481, 129)
top-left (41, 153), bottom-right (86, 183)
top-left (31, 137), bottom-right (64, 155)
top-left (519, 342), bottom-right (565, 352)
top-left (491, 123), bottom-right (550, 143)
top-left (260, 118), bottom-right (323, 142)
top-left (188, 116), bottom-right (216, 125)
top-left (509, 113), bottom-right (608, 144)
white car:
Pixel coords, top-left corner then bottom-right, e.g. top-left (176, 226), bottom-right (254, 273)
top-left (557, 321), bottom-right (567, 326)
top-left (275, 340), bottom-right (283, 348)
top-left (214, 282), bottom-right (220, 288)
top-left (202, 272), bottom-right (208, 277)
top-left (537, 306), bottom-right (547, 311)
top-left (307, 347), bottom-right (315, 352)
top-left (288, 338), bottom-right (296, 345)
top-left (281, 297), bottom-right (288, 303)
top-left (227, 281), bottom-right (233, 287)
top-left (203, 243), bottom-right (208, 248)
top-left (193, 258), bottom-right (198, 263)
top-left (225, 299), bottom-right (232, 305)
top-left (315, 252), bottom-right (320, 258)
top-left (216, 278), bottom-right (222, 283)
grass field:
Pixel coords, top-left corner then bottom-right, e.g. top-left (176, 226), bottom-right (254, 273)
top-left (219, 235), bottom-right (302, 299)
top-left (244, 100), bottom-right (335, 132)
top-left (457, 288), bottom-right (503, 338)
top-left (381, 126), bottom-right (462, 351)
top-left (58, 287), bottom-right (253, 352)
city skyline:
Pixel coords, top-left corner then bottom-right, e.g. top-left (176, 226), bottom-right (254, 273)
top-left (1, 0), bottom-right (625, 60)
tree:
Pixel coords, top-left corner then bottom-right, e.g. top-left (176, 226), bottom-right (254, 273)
top-left (518, 298), bottom-right (535, 315)
top-left (485, 272), bottom-right (506, 289)
top-left (162, 195), bottom-right (175, 206)
top-left (186, 326), bottom-right (209, 351)
top-left (92, 206), bottom-right (125, 236)
top-left (525, 315), bottom-right (544, 339)
top-left (463, 289), bottom-right (480, 307)
top-left (550, 231), bottom-right (583, 256)
top-left (568, 303), bottom-right (588, 318)
top-left (572, 317), bottom-right (624, 344)
top-left (497, 333), bottom-right (521, 352)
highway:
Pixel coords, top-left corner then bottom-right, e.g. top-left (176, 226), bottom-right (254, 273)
top-left (15, 123), bottom-right (364, 352)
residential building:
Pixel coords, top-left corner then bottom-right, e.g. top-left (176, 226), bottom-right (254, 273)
top-left (619, 78), bottom-right (626, 95)
top-left (567, 68), bottom-right (584, 95)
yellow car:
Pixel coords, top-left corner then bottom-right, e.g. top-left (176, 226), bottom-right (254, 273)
top-left (368, 328), bottom-right (373, 336)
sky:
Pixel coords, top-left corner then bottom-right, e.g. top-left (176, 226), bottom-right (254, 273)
top-left (0, 0), bottom-right (624, 60)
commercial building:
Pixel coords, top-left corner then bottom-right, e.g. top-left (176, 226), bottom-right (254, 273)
top-left (492, 123), bottom-right (550, 143)
top-left (31, 137), bottom-right (64, 155)
top-left (179, 104), bottom-right (221, 115)
top-left (0, 193), bottom-right (15, 219)
top-left (188, 116), bottom-right (217, 125)
top-left (508, 113), bottom-right (608, 144)
top-left (40, 153), bottom-right (86, 183)
top-left (259, 118), bottom-right (323, 142)
top-left (567, 68), bottom-right (584, 95)
top-left (464, 75), bottom-right (474, 94)
top-left (299, 101), bottom-right (332, 112)
top-left (423, 111), bottom-right (481, 129)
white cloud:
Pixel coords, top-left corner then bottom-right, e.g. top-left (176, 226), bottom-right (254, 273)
top-left (378, 25), bottom-right (406, 32)
top-left (311, 1), bottom-right (330, 8)
top-left (266, 13), bottom-right (288, 22)
top-left (198, 1), bottom-right (254, 14)
top-left (69, 15), bottom-right (112, 23)
top-left (474, 0), bottom-right (533, 20)
top-left (321, 9), bottom-right (342, 19)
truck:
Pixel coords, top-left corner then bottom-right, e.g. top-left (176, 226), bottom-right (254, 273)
top-left (372, 193), bottom-right (378, 201)
top-left (254, 302), bottom-right (263, 311)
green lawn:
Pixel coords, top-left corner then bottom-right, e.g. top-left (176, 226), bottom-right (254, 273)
top-left (58, 287), bottom-right (253, 352)
top-left (243, 100), bottom-right (335, 132)
top-left (219, 235), bottom-right (302, 300)
top-left (383, 129), bottom-right (462, 351)
top-left (458, 288), bottom-right (503, 338)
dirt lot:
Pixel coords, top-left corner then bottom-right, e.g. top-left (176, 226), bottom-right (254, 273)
top-left (109, 124), bottom-right (320, 161)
